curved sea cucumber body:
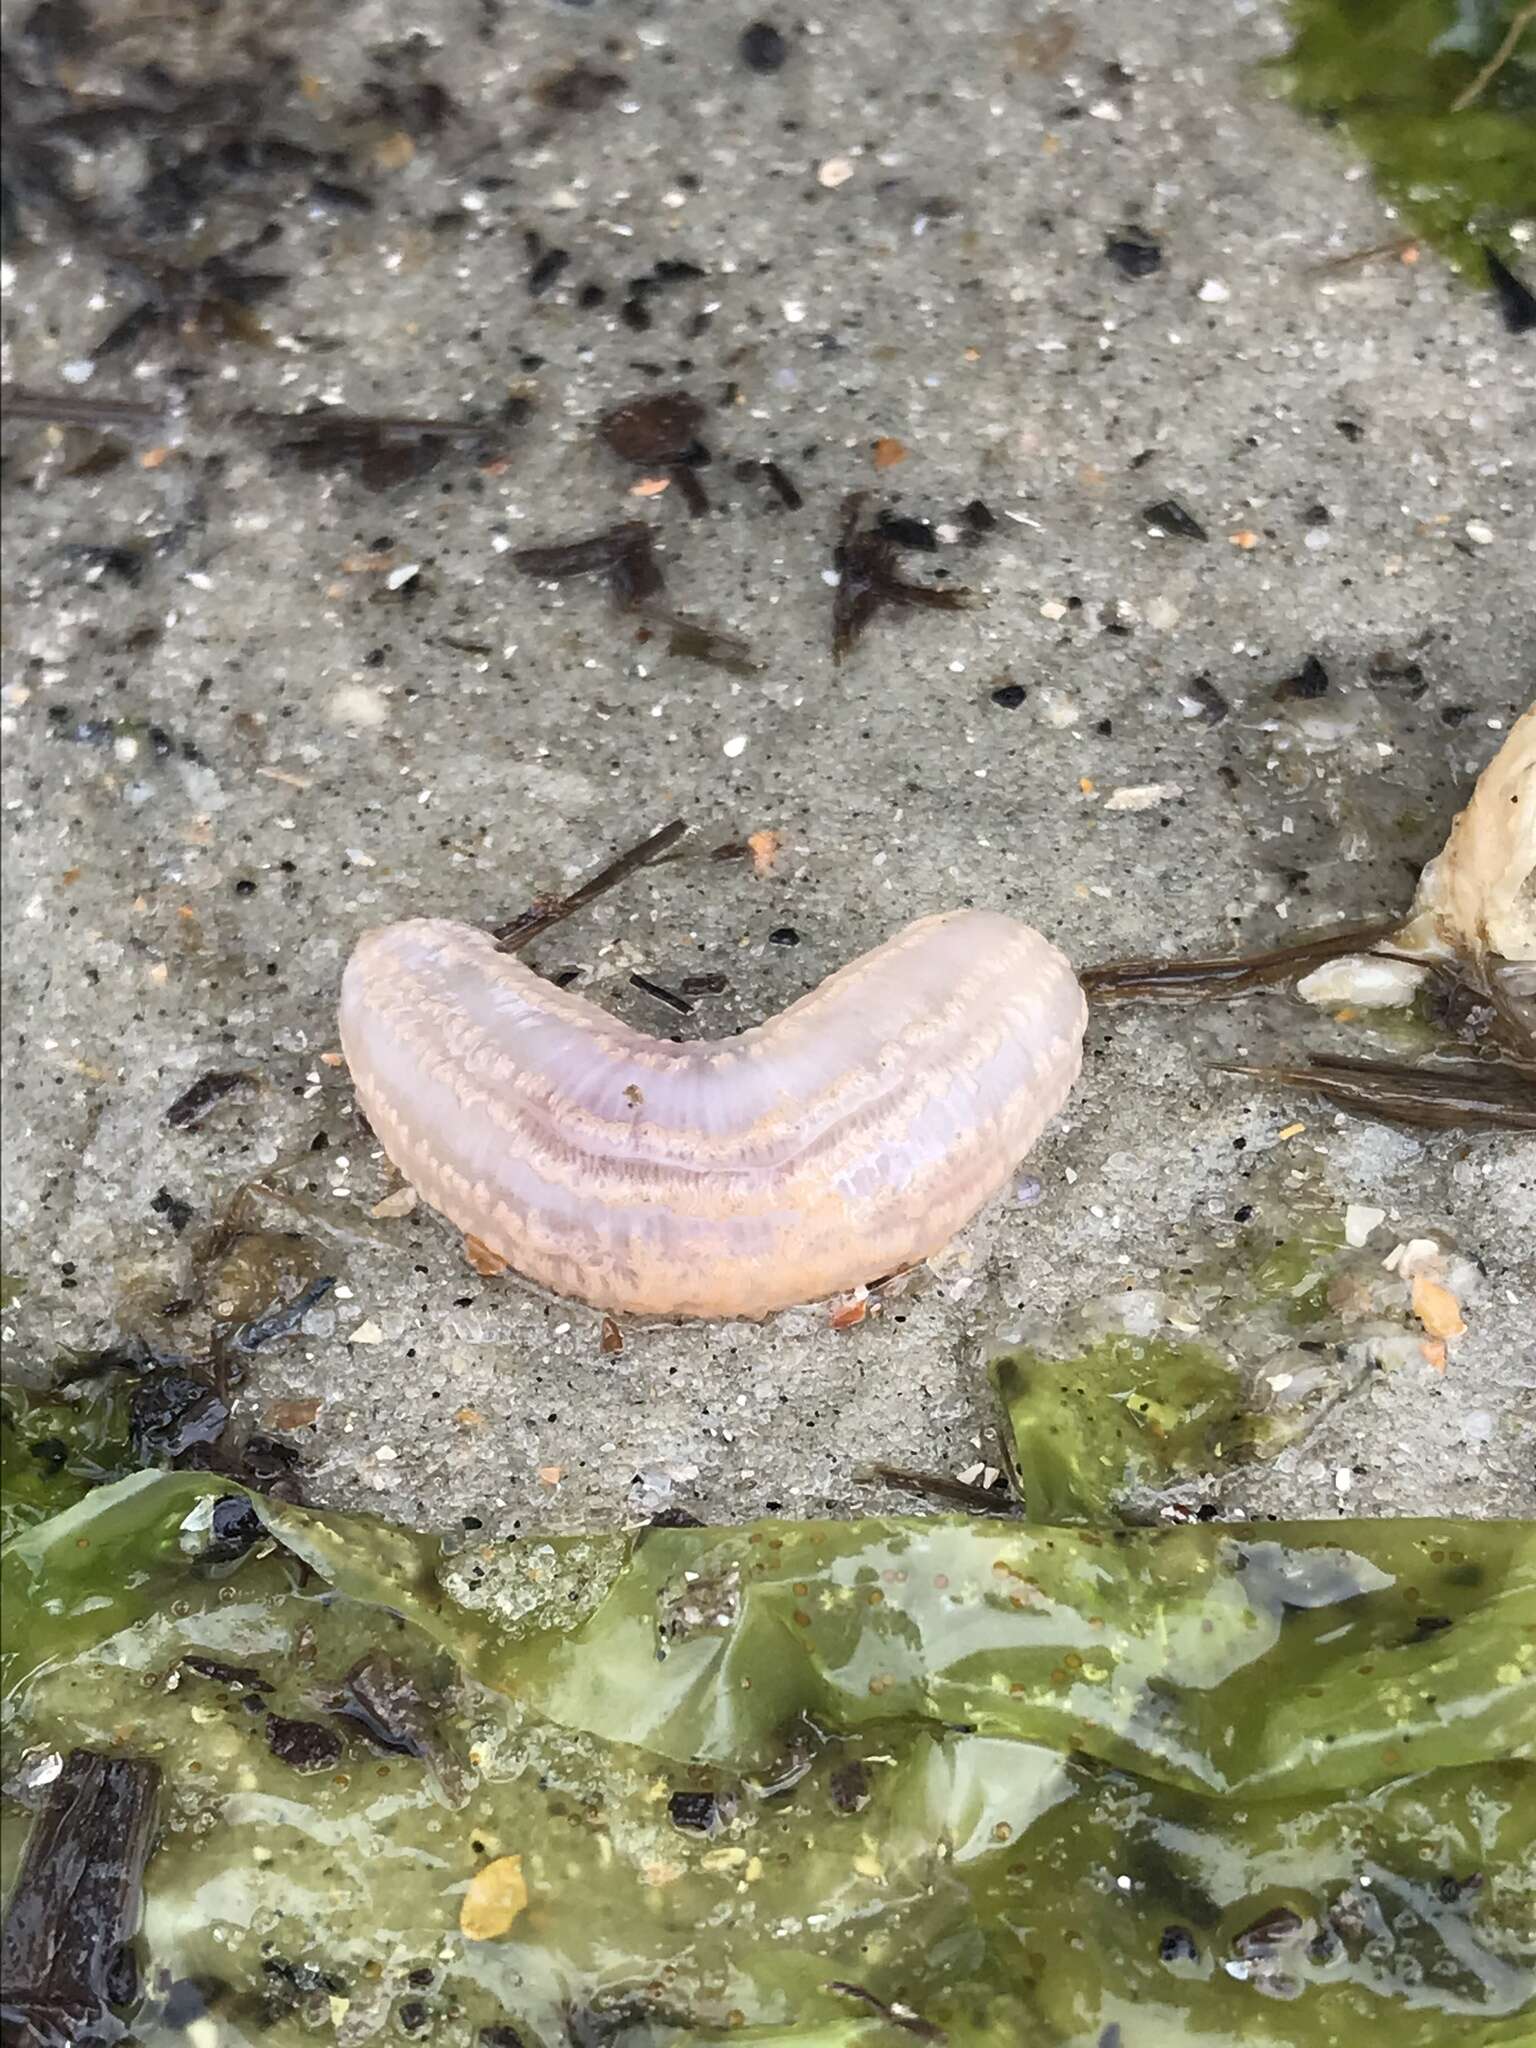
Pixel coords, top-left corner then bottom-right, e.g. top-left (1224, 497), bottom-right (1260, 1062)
top-left (339, 909), bottom-right (1086, 1318)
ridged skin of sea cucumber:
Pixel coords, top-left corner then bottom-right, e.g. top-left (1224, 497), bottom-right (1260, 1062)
top-left (339, 909), bottom-right (1087, 1319)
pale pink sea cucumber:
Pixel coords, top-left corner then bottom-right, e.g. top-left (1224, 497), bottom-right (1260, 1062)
top-left (339, 909), bottom-right (1086, 1318)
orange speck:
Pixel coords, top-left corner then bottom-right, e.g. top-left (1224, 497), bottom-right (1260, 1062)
top-left (630, 475), bottom-right (672, 497)
top-left (319, 1050), bottom-right (345, 1067)
top-left (464, 1233), bottom-right (507, 1277)
top-left (140, 447), bottom-right (170, 470)
top-left (537, 1464), bottom-right (565, 1487)
top-left (1400, 244), bottom-right (1420, 265)
top-left (747, 828), bottom-right (781, 876)
top-left (1277, 1121), bottom-right (1306, 1141)
top-left (1412, 1273), bottom-right (1465, 1340)
top-left (1079, 777), bottom-right (1097, 796)
top-left (600, 1314), bottom-right (625, 1355)
top-left (372, 130), bottom-right (416, 172)
top-left (871, 437), bottom-right (908, 470)
top-left (61, 867), bottom-right (82, 886)
top-left (829, 1294), bottom-right (867, 1329)
top-left (454, 1407), bottom-right (486, 1427)
top-left (963, 347), bottom-right (982, 362)
top-left (1420, 1339), bottom-right (1448, 1373)
top-left (1228, 529), bottom-right (1259, 549)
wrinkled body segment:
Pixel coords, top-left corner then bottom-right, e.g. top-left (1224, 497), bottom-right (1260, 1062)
top-left (339, 910), bottom-right (1086, 1318)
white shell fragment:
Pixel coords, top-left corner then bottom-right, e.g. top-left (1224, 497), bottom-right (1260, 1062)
top-left (1396, 707), bottom-right (1536, 965)
top-left (1295, 955), bottom-right (1428, 1009)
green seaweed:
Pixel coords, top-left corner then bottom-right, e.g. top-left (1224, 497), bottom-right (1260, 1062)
top-left (2, 1471), bottom-right (1533, 2046)
top-left (0, 1376), bottom-right (134, 1543)
top-left (1279, 0), bottom-right (1536, 280)
top-left (991, 1336), bottom-right (1283, 1521)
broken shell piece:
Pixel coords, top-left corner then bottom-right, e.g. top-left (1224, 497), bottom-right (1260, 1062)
top-left (1397, 706), bottom-right (1535, 964)
top-left (1296, 955), bottom-right (1427, 1009)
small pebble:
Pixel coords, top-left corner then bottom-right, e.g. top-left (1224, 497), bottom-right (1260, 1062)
top-left (1105, 783), bottom-right (1181, 811)
top-left (739, 20), bottom-right (788, 72)
top-left (1344, 1204), bottom-right (1386, 1249)
top-left (722, 734), bottom-right (748, 758)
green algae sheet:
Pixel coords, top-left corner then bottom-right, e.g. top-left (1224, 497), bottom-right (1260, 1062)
top-left (2, 1466), bottom-right (1534, 2047)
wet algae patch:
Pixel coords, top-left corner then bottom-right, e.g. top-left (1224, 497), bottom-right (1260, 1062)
top-left (1279, 0), bottom-right (1536, 293)
top-left (2, 1461), bottom-right (1533, 2047)
top-left (992, 1336), bottom-right (1286, 1523)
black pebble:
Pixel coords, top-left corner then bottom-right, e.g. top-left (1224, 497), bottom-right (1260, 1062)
top-left (1484, 248), bottom-right (1536, 335)
top-left (768, 926), bottom-right (800, 946)
top-left (1335, 418), bottom-right (1364, 442)
top-left (149, 1186), bottom-right (194, 1235)
top-left (1440, 704), bottom-right (1472, 726)
top-left (739, 20), bottom-right (788, 72)
top-left (207, 1494), bottom-right (264, 1561)
top-left (1104, 230), bottom-right (1162, 278)
top-left (991, 682), bottom-right (1027, 709)
top-left (1159, 1926), bottom-right (1199, 1965)
top-left (1276, 654), bottom-right (1330, 701)
top-left (828, 1759), bottom-right (871, 1813)
top-left (234, 876), bottom-right (257, 896)
top-left (876, 511), bottom-right (938, 551)
top-left (648, 1505), bottom-right (704, 1528)
top-left (668, 1788), bottom-right (720, 1833)
top-left (963, 497), bottom-right (996, 532)
top-left (1142, 497), bottom-right (1206, 541)
top-left (1185, 673), bottom-right (1230, 726)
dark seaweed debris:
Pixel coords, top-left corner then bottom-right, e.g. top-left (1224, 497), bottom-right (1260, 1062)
top-left (597, 390), bottom-right (710, 513)
top-left (164, 1069), bottom-right (255, 1129)
top-left (128, 1370), bottom-right (230, 1463)
top-left (832, 493), bottom-right (976, 661)
top-left (510, 522), bottom-right (666, 612)
top-left (2, 389), bottom-right (522, 492)
top-left (319, 1652), bottom-right (470, 1805)
top-left (264, 1714), bottom-right (343, 1773)
top-left (857, 1462), bottom-right (1019, 1516)
top-left (227, 1274), bottom-right (335, 1353)
top-left (1223, 1054), bottom-right (1536, 1133)
top-left (827, 1982), bottom-right (945, 2042)
top-left (493, 818), bottom-right (688, 951)
top-left (0, 1750), bottom-right (160, 2048)
top-left (734, 455), bottom-right (804, 509)
top-left (1080, 917), bottom-right (1401, 1002)
top-left (629, 972), bottom-right (692, 1016)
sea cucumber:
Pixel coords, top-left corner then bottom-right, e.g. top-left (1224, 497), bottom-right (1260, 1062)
top-left (339, 910), bottom-right (1086, 1319)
